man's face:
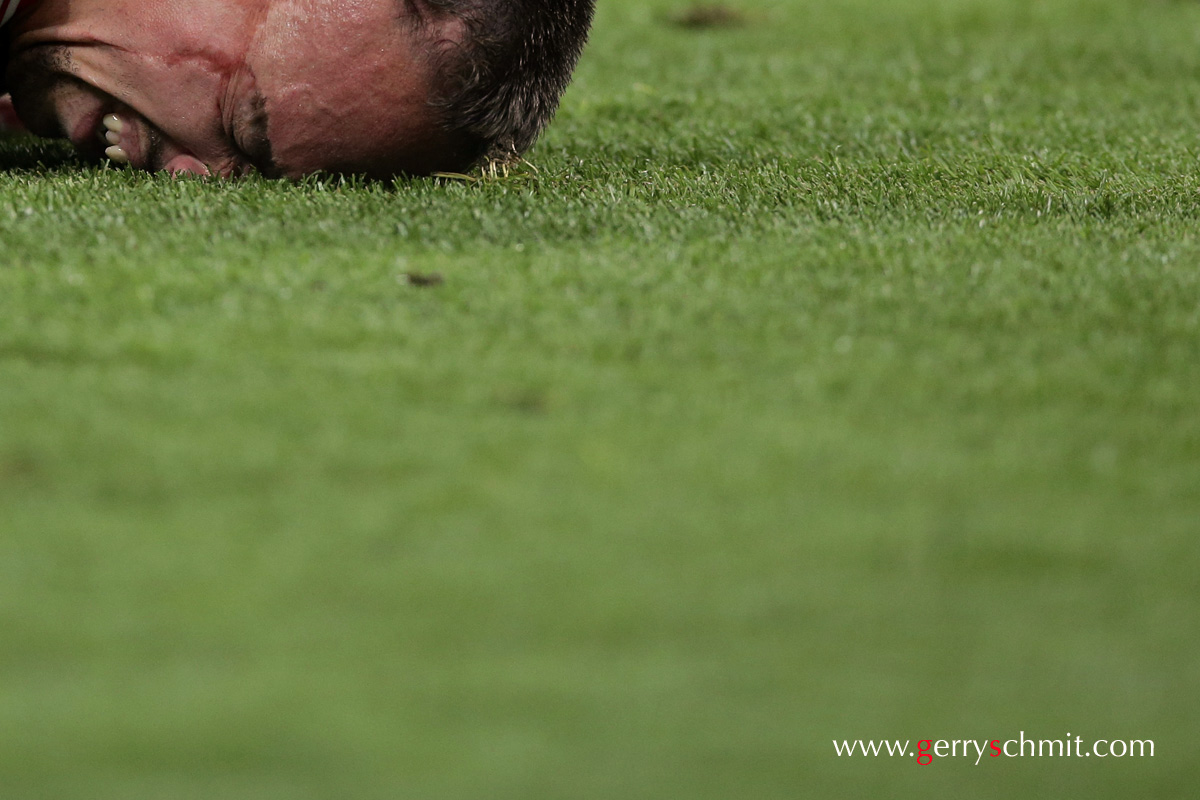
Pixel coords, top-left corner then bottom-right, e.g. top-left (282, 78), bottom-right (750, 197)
top-left (4, 0), bottom-right (458, 178)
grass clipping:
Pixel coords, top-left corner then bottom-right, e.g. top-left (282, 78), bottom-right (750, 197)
top-left (668, 4), bottom-right (750, 29)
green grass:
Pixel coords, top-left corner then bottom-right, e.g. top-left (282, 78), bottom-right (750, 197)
top-left (2, 0), bottom-right (1198, 797)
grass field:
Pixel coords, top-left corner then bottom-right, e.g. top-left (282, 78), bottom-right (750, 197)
top-left (2, 0), bottom-right (1198, 797)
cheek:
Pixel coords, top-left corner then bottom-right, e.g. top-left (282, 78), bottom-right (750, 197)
top-left (70, 44), bottom-right (222, 113)
top-left (145, 63), bottom-right (225, 134)
top-left (70, 49), bottom-right (231, 157)
top-left (75, 4), bottom-right (256, 147)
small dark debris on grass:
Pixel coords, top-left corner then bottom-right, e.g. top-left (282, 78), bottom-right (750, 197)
top-left (404, 271), bottom-right (445, 288)
top-left (669, 4), bottom-right (749, 29)
top-left (497, 389), bottom-right (550, 415)
top-left (0, 454), bottom-right (40, 482)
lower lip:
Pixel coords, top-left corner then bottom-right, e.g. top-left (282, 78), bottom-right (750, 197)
top-left (70, 109), bottom-right (108, 159)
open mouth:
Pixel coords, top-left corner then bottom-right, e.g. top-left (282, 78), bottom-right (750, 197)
top-left (3, 43), bottom-right (212, 176)
top-left (100, 113), bottom-right (131, 164)
top-left (92, 110), bottom-right (211, 176)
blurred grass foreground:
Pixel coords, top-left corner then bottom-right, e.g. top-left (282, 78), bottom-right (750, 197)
top-left (1, 0), bottom-right (1198, 798)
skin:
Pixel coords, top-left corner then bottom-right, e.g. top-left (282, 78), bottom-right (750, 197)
top-left (2, 0), bottom-right (465, 178)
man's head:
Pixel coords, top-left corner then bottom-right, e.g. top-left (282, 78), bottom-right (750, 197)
top-left (2, 0), bottom-right (594, 178)
top-left (420, 0), bottom-right (596, 166)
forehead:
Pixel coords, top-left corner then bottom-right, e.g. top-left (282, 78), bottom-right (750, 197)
top-left (248, 0), bottom-right (445, 177)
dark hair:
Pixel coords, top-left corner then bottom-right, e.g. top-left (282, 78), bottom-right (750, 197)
top-left (418, 0), bottom-right (596, 168)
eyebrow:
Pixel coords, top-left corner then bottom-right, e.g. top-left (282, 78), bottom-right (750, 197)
top-left (238, 86), bottom-right (279, 177)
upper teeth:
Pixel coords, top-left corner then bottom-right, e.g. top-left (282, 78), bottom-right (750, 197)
top-left (102, 114), bottom-right (129, 164)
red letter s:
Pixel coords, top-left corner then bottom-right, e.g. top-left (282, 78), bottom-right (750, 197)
top-left (990, 740), bottom-right (1002, 757)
